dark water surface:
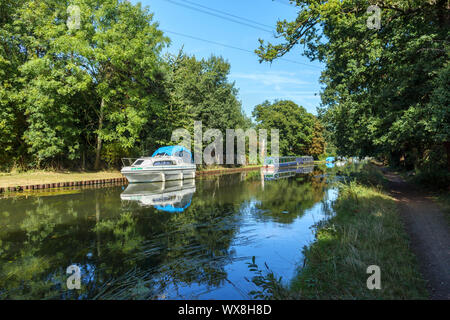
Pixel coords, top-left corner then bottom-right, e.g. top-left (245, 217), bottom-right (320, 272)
top-left (0, 164), bottom-right (355, 299)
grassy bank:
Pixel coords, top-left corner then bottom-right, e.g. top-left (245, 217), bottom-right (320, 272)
top-left (0, 170), bottom-right (123, 188)
top-left (289, 179), bottom-right (428, 299)
top-left (287, 165), bottom-right (428, 299)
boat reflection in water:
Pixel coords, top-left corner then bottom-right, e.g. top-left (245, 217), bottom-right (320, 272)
top-left (262, 165), bottom-right (314, 180)
top-left (120, 179), bottom-right (196, 212)
top-left (335, 160), bottom-right (347, 167)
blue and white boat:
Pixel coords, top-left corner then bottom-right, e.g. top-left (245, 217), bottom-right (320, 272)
top-left (264, 156), bottom-right (314, 168)
top-left (121, 146), bottom-right (196, 183)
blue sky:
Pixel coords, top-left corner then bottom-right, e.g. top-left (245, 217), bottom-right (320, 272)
top-left (131, 0), bottom-right (324, 116)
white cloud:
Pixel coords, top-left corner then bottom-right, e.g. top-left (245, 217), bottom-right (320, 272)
top-left (231, 71), bottom-right (311, 87)
top-left (243, 90), bottom-right (319, 97)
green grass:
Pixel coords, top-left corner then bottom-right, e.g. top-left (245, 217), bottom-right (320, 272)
top-left (0, 170), bottom-right (123, 188)
top-left (350, 163), bottom-right (387, 187)
top-left (289, 180), bottom-right (428, 299)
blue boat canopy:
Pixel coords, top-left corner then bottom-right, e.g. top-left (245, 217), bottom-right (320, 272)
top-left (152, 145), bottom-right (192, 161)
top-left (154, 200), bottom-right (192, 213)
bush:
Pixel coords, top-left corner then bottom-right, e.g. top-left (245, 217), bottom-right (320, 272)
top-left (410, 144), bottom-right (450, 190)
top-left (412, 168), bottom-right (450, 190)
top-left (350, 164), bottom-right (386, 188)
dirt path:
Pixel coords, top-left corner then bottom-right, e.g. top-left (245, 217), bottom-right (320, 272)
top-left (382, 169), bottom-right (450, 299)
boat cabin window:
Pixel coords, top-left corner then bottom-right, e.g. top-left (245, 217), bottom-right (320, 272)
top-left (132, 160), bottom-right (145, 166)
top-left (153, 160), bottom-right (175, 166)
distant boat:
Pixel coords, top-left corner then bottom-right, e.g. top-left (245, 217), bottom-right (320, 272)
top-left (121, 145), bottom-right (196, 183)
top-left (264, 156), bottom-right (314, 168)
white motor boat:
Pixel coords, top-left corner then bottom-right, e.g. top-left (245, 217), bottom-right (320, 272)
top-left (121, 146), bottom-right (196, 183)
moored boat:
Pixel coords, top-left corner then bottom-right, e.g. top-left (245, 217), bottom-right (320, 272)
top-left (121, 145), bottom-right (196, 183)
top-left (264, 156), bottom-right (314, 168)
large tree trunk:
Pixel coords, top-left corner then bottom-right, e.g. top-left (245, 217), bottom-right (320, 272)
top-left (94, 99), bottom-right (104, 170)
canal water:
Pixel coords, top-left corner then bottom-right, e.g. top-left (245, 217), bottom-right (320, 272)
top-left (0, 164), bottom-right (356, 299)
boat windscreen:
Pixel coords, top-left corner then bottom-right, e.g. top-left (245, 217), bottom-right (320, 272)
top-left (133, 160), bottom-right (144, 166)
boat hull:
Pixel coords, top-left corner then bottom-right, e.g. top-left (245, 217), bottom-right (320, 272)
top-left (121, 166), bottom-right (196, 183)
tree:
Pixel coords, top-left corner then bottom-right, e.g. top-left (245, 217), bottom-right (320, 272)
top-left (0, 0), bottom-right (28, 169)
top-left (252, 100), bottom-right (320, 156)
top-left (306, 119), bottom-right (326, 159)
top-left (2, 0), bottom-right (168, 169)
top-left (73, 0), bottom-right (169, 169)
top-left (0, 1), bottom-right (252, 170)
top-left (164, 51), bottom-right (250, 133)
top-left (256, 0), bottom-right (449, 171)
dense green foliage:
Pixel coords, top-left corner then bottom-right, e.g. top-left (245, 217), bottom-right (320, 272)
top-left (256, 1), bottom-right (449, 175)
top-left (165, 52), bottom-right (251, 133)
top-left (253, 100), bottom-right (325, 158)
top-left (2, 0), bottom-right (168, 169)
top-left (0, 0), bottom-right (251, 170)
